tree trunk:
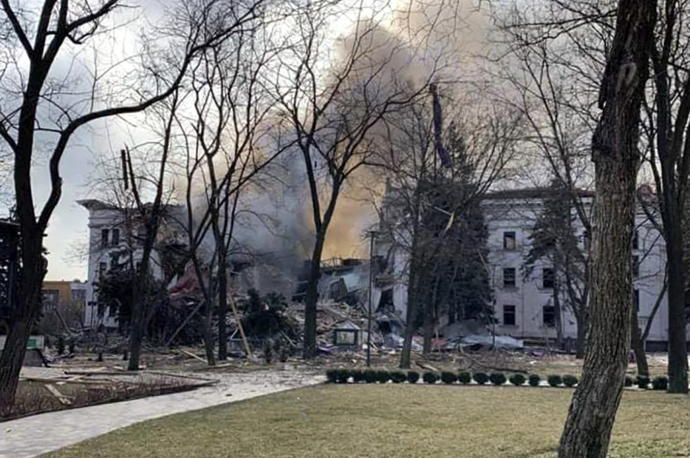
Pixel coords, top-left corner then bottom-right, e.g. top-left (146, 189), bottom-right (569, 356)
top-left (400, 248), bottom-right (421, 369)
top-left (127, 241), bottom-right (157, 371)
top-left (0, 317), bottom-right (32, 414)
top-left (575, 311), bottom-right (587, 359)
top-left (202, 300), bottom-right (216, 366)
top-left (422, 270), bottom-right (441, 355)
top-left (666, 237), bottom-right (688, 393)
top-left (558, 1), bottom-right (655, 456)
top-left (127, 295), bottom-right (147, 371)
top-left (0, 233), bottom-right (47, 409)
top-left (303, 230), bottom-right (326, 359)
top-left (553, 283), bottom-right (563, 349)
top-left (630, 306), bottom-right (649, 377)
top-left (217, 253), bottom-right (229, 361)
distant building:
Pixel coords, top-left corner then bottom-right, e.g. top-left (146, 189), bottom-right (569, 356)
top-left (42, 280), bottom-right (88, 308)
top-left (373, 187), bottom-right (685, 350)
top-left (78, 199), bottom-right (186, 329)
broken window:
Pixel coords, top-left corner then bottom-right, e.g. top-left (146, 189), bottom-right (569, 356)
top-left (542, 268), bottom-right (555, 289)
top-left (111, 228), bottom-right (120, 246)
top-left (377, 289), bottom-right (394, 312)
top-left (503, 268), bottom-right (516, 288)
top-left (503, 231), bottom-right (516, 250)
top-left (503, 305), bottom-right (516, 326)
top-left (98, 261), bottom-right (107, 278)
top-left (543, 305), bottom-right (555, 327)
top-left (101, 229), bottom-right (109, 249)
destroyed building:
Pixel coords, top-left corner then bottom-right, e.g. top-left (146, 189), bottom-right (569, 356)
top-left (78, 197), bottom-right (307, 330)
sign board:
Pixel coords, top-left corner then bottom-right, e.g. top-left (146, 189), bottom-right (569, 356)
top-left (0, 335), bottom-right (45, 350)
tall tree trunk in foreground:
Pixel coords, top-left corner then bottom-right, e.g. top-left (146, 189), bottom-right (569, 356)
top-left (558, 1), bottom-right (656, 456)
top-left (0, 231), bottom-right (45, 412)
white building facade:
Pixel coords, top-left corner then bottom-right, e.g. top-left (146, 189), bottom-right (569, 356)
top-left (78, 199), bottom-right (184, 330)
top-left (374, 188), bottom-right (686, 350)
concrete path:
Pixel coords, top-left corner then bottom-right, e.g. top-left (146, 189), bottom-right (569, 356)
top-left (0, 369), bottom-right (323, 458)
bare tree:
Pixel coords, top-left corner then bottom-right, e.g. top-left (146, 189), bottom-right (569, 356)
top-left (500, 0), bottom-right (689, 392)
top-left (558, 0), bottom-right (656, 456)
top-left (640, 0), bottom-right (690, 393)
top-left (495, 2), bottom-right (609, 358)
top-left (270, 0), bottom-right (446, 358)
top-left (175, 23), bottom-right (288, 362)
top-left (0, 0), bottom-right (264, 408)
top-left (368, 97), bottom-right (520, 368)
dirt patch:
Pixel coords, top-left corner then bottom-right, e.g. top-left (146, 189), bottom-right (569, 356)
top-left (2, 370), bottom-right (212, 422)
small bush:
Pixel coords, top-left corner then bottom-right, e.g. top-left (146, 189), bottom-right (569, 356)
top-left (441, 371), bottom-right (458, 384)
top-left (509, 373), bottom-right (526, 386)
top-left (624, 376), bottom-right (634, 387)
top-left (376, 370), bottom-right (391, 384)
top-left (352, 369), bottom-right (365, 383)
top-left (652, 376), bottom-right (668, 391)
top-left (326, 369), bottom-right (338, 383)
top-left (547, 375), bottom-right (562, 387)
top-left (637, 375), bottom-right (650, 389)
top-left (458, 371), bottom-right (472, 385)
top-left (335, 369), bottom-right (351, 384)
top-left (390, 371), bottom-right (407, 384)
top-left (489, 373), bottom-right (507, 386)
top-left (422, 371), bottom-right (439, 384)
top-left (562, 375), bottom-right (578, 388)
top-left (363, 369), bottom-right (378, 384)
top-left (528, 374), bottom-right (541, 387)
top-left (407, 371), bottom-right (420, 384)
top-left (473, 372), bottom-right (489, 385)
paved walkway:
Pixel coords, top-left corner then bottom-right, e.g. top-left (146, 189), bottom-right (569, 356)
top-left (0, 369), bottom-right (323, 458)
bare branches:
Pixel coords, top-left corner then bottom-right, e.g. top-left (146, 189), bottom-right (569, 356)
top-left (0, 0), bottom-right (33, 57)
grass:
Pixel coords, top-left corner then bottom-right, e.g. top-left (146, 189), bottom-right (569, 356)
top-left (47, 384), bottom-right (690, 458)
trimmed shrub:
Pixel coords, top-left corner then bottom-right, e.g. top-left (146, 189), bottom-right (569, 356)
top-left (637, 375), bottom-right (650, 389)
top-left (363, 369), bottom-right (378, 384)
top-left (422, 371), bottom-right (439, 384)
top-left (352, 369), bottom-right (365, 383)
top-left (335, 369), bottom-right (351, 384)
top-left (441, 371), bottom-right (458, 384)
top-left (562, 375), bottom-right (578, 388)
top-left (326, 369), bottom-right (338, 383)
top-left (509, 373), bottom-right (526, 386)
top-left (528, 374), bottom-right (541, 387)
top-left (489, 372), bottom-right (507, 386)
top-left (624, 376), bottom-right (634, 387)
top-left (390, 371), bottom-right (407, 384)
top-left (458, 371), bottom-right (472, 385)
top-left (547, 375), bottom-right (562, 387)
top-left (652, 376), bottom-right (668, 391)
top-left (472, 372), bottom-right (489, 385)
top-left (376, 370), bottom-right (391, 384)
top-left (407, 371), bottom-right (420, 384)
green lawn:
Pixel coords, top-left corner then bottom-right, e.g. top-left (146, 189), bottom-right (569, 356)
top-left (47, 384), bottom-right (690, 458)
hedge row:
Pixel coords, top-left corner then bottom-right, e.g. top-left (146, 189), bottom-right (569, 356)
top-left (326, 369), bottom-right (671, 390)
